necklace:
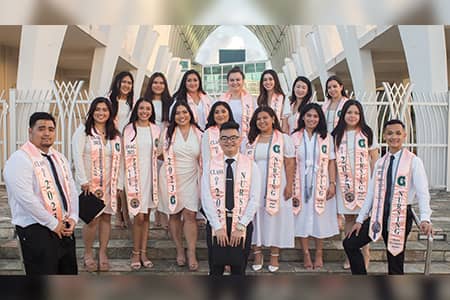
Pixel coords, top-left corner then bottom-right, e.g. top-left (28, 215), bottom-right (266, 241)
top-left (95, 127), bottom-right (105, 135)
top-left (260, 133), bottom-right (273, 137)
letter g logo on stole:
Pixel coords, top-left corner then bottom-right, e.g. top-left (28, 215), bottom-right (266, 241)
top-left (170, 195), bottom-right (176, 205)
top-left (397, 176), bottom-right (406, 186)
top-left (273, 144), bottom-right (280, 153)
top-left (115, 143), bottom-right (120, 152)
top-left (358, 139), bottom-right (366, 148)
top-left (321, 145), bottom-right (327, 153)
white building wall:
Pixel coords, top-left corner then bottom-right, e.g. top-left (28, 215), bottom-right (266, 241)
top-left (17, 25), bottom-right (67, 90)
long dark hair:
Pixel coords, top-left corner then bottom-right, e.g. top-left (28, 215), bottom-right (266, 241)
top-left (293, 103), bottom-right (327, 139)
top-left (331, 100), bottom-right (373, 147)
top-left (165, 101), bottom-right (202, 148)
top-left (144, 72), bottom-right (173, 122)
top-left (326, 75), bottom-right (348, 99)
top-left (172, 69), bottom-right (207, 102)
top-left (247, 106), bottom-right (283, 144)
top-left (257, 69), bottom-right (285, 107)
top-left (126, 97), bottom-right (156, 142)
top-left (109, 71), bottom-right (134, 118)
top-left (85, 97), bottom-right (120, 139)
top-left (290, 76), bottom-right (312, 114)
top-left (205, 101), bottom-right (236, 130)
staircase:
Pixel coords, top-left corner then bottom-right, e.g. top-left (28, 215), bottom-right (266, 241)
top-left (0, 187), bottom-right (449, 275)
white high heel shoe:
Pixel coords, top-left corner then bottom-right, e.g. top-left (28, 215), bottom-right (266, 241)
top-left (251, 251), bottom-right (263, 271)
top-left (268, 253), bottom-right (280, 273)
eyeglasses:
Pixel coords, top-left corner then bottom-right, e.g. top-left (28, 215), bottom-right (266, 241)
top-left (220, 135), bottom-right (240, 142)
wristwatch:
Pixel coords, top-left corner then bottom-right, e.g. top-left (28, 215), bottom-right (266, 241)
top-left (236, 223), bottom-right (246, 232)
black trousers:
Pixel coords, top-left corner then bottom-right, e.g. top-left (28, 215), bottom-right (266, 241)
top-left (343, 206), bottom-right (413, 275)
top-left (206, 218), bottom-right (253, 276)
top-left (16, 223), bottom-right (78, 275)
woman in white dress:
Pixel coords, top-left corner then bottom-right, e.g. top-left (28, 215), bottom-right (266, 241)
top-left (283, 76), bottom-right (313, 134)
top-left (143, 72), bottom-right (173, 130)
top-left (201, 101), bottom-right (236, 172)
top-left (322, 75), bottom-right (349, 233)
top-left (245, 106), bottom-right (295, 273)
top-left (219, 66), bottom-right (256, 138)
top-left (109, 71), bottom-right (135, 228)
top-left (72, 97), bottom-right (122, 272)
top-left (291, 103), bottom-right (338, 270)
top-left (123, 98), bottom-right (161, 270)
top-left (158, 101), bottom-right (203, 271)
top-left (256, 69), bottom-right (290, 131)
top-left (143, 72), bottom-right (174, 229)
top-left (322, 75), bottom-right (349, 133)
top-left (331, 100), bottom-right (379, 269)
top-left (171, 69), bottom-right (212, 130)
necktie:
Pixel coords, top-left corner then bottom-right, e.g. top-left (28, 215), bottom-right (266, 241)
top-left (42, 153), bottom-right (68, 211)
top-left (383, 155), bottom-right (396, 218)
top-left (225, 158), bottom-right (235, 211)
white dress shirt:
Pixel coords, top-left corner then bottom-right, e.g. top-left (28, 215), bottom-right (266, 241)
top-left (356, 149), bottom-right (432, 224)
top-left (201, 154), bottom-right (261, 231)
top-left (3, 148), bottom-right (79, 231)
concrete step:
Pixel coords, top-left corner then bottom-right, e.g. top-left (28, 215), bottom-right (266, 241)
top-left (1, 259), bottom-right (449, 275)
top-left (1, 238), bottom-right (447, 262)
top-left (0, 223), bottom-right (444, 242)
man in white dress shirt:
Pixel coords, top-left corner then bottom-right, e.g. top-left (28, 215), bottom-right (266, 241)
top-left (343, 119), bottom-right (433, 275)
top-left (3, 112), bottom-right (79, 275)
top-left (201, 121), bottom-right (261, 275)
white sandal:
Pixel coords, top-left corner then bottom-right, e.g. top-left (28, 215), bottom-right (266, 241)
top-left (252, 250), bottom-right (263, 271)
top-left (268, 253), bottom-right (279, 273)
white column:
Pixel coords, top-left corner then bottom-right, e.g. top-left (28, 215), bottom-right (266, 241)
top-left (132, 27), bottom-right (159, 98)
top-left (291, 52), bottom-right (305, 76)
top-left (167, 57), bottom-right (181, 93)
top-left (337, 25), bottom-right (378, 129)
top-left (399, 26), bottom-right (448, 92)
top-left (399, 25), bottom-right (449, 189)
top-left (284, 58), bottom-right (298, 86)
top-left (152, 45), bottom-right (170, 74)
top-left (278, 72), bottom-right (289, 95)
top-left (337, 25), bottom-right (376, 97)
top-left (17, 25), bottom-right (67, 90)
top-left (89, 25), bottom-right (128, 97)
top-left (305, 26), bottom-right (330, 97)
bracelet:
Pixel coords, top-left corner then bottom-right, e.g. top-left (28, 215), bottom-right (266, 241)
top-left (329, 181), bottom-right (336, 186)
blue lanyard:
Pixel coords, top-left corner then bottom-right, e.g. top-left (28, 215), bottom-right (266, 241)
top-left (303, 132), bottom-right (317, 201)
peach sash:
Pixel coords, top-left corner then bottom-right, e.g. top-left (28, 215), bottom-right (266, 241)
top-left (291, 131), bottom-right (330, 215)
top-left (220, 90), bottom-right (254, 136)
top-left (21, 141), bottom-right (72, 221)
top-left (89, 131), bottom-right (121, 213)
top-left (369, 149), bottom-right (414, 256)
top-left (187, 93), bottom-right (211, 126)
top-left (246, 130), bottom-right (284, 215)
top-left (336, 131), bottom-right (369, 210)
top-left (123, 123), bottom-right (160, 216)
top-left (163, 126), bottom-right (202, 213)
top-left (207, 126), bottom-right (222, 159)
top-left (210, 154), bottom-right (252, 240)
top-left (270, 93), bottom-right (284, 121)
top-left (322, 97), bottom-right (349, 128)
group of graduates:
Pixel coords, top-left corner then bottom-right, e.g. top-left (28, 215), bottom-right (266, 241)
top-left (4, 66), bottom-right (433, 276)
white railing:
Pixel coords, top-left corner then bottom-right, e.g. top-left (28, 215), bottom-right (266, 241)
top-left (1, 81), bottom-right (450, 189)
top-left (355, 83), bottom-right (449, 189)
top-left (7, 81), bottom-right (91, 165)
top-left (0, 90), bottom-right (8, 184)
